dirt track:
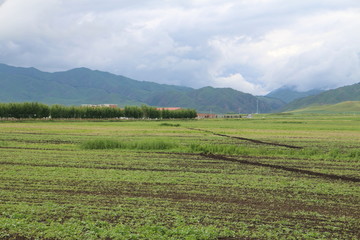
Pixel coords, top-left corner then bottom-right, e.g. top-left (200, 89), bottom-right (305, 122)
top-left (201, 153), bottom-right (360, 183)
top-left (188, 128), bottom-right (303, 149)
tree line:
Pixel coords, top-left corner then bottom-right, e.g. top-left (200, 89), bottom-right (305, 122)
top-left (0, 102), bottom-right (197, 119)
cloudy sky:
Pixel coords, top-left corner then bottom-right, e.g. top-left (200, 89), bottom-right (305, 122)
top-left (1, 0), bottom-right (360, 95)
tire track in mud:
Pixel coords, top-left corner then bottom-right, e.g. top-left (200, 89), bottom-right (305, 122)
top-left (188, 128), bottom-right (303, 149)
top-left (201, 153), bottom-right (360, 183)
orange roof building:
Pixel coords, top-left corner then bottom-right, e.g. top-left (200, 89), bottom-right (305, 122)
top-left (156, 107), bottom-right (182, 111)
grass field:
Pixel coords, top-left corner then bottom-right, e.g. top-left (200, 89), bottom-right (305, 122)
top-left (0, 114), bottom-right (359, 239)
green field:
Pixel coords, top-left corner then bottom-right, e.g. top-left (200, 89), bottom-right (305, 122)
top-left (0, 114), bottom-right (359, 239)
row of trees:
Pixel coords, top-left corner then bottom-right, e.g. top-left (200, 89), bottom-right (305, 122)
top-left (0, 102), bottom-right (197, 119)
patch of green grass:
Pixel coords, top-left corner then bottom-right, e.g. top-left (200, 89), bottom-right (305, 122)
top-left (81, 139), bottom-right (178, 150)
top-left (80, 139), bottom-right (124, 149)
top-left (0, 216), bottom-right (231, 240)
top-left (188, 143), bottom-right (360, 161)
top-left (0, 141), bottom-right (7, 147)
top-left (189, 143), bottom-right (252, 156)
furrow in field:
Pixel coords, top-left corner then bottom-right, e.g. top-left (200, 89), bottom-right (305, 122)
top-left (188, 128), bottom-right (303, 149)
top-left (201, 153), bottom-right (360, 183)
top-left (1, 182), bottom-right (358, 219)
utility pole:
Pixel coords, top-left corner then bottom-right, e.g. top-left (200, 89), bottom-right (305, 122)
top-left (256, 99), bottom-right (259, 114)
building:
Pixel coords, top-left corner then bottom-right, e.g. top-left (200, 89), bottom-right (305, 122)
top-left (197, 113), bottom-right (243, 119)
top-left (218, 114), bottom-right (242, 119)
top-left (156, 107), bottom-right (182, 111)
top-left (196, 113), bottom-right (218, 119)
top-left (81, 104), bottom-right (118, 108)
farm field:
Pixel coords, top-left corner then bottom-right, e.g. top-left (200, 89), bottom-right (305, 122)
top-left (0, 114), bottom-right (359, 239)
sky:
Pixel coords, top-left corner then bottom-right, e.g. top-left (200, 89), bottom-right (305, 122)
top-left (1, 0), bottom-right (360, 95)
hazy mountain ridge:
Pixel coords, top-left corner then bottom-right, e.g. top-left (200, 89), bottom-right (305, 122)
top-left (0, 63), bottom-right (283, 113)
top-left (266, 87), bottom-right (324, 103)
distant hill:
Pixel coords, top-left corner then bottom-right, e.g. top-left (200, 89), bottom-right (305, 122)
top-left (148, 87), bottom-right (285, 114)
top-left (283, 82), bottom-right (360, 111)
top-left (266, 86), bottom-right (324, 103)
top-left (0, 63), bottom-right (285, 113)
top-left (288, 101), bottom-right (360, 114)
top-left (0, 63), bottom-right (192, 106)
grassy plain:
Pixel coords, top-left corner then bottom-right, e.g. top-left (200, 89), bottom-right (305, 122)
top-left (0, 114), bottom-right (359, 239)
top-left (288, 101), bottom-right (360, 114)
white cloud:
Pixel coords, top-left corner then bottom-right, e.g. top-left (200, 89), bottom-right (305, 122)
top-left (214, 73), bottom-right (266, 95)
top-left (0, 0), bottom-right (360, 94)
top-left (207, 7), bottom-right (360, 93)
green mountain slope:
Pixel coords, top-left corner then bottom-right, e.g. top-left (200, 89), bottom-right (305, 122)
top-left (289, 101), bottom-right (360, 114)
top-left (0, 63), bottom-right (285, 113)
top-left (0, 63), bottom-right (192, 106)
top-left (283, 82), bottom-right (360, 111)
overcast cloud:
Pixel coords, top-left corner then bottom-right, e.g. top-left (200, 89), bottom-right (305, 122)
top-left (1, 0), bottom-right (360, 94)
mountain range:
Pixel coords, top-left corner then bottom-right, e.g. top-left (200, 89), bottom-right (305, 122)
top-left (1, 63), bottom-right (359, 113)
top-left (0, 63), bottom-right (284, 113)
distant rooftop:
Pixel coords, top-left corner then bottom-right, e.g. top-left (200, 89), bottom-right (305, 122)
top-left (156, 107), bottom-right (182, 111)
